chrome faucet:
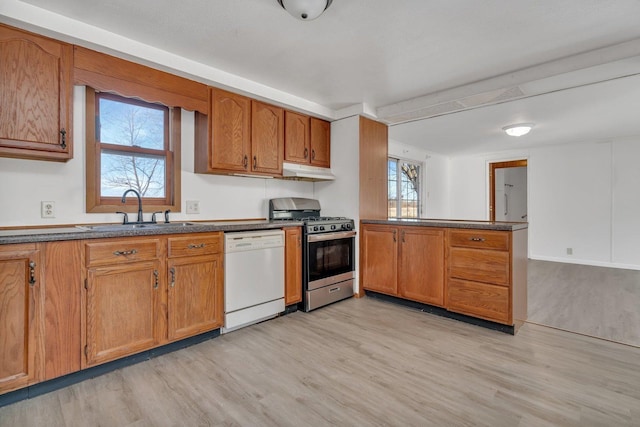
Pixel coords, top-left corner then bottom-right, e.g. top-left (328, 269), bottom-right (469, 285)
top-left (121, 189), bottom-right (144, 223)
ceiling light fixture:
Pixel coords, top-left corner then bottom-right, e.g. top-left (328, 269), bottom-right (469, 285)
top-left (277, 0), bottom-right (333, 21)
top-left (502, 123), bottom-right (535, 137)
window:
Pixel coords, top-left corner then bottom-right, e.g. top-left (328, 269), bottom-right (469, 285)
top-left (86, 89), bottom-right (181, 213)
top-left (388, 157), bottom-right (421, 218)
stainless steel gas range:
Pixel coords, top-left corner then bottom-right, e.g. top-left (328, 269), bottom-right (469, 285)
top-left (269, 197), bottom-right (355, 312)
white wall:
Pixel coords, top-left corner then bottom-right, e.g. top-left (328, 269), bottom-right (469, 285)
top-left (0, 86), bottom-right (315, 227)
top-left (388, 139), bottom-right (450, 218)
top-left (447, 138), bottom-right (640, 270)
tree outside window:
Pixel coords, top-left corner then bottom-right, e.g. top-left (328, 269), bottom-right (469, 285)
top-left (388, 157), bottom-right (421, 218)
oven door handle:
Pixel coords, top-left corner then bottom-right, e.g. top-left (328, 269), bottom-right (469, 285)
top-left (307, 230), bottom-right (357, 242)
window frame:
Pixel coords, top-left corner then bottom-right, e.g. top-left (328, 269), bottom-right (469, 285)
top-left (388, 156), bottom-right (422, 219)
top-left (85, 87), bottom-right (181, 214)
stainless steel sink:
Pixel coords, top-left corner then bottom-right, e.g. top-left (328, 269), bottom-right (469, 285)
top-left (76, 222), bottom-right (194, 232)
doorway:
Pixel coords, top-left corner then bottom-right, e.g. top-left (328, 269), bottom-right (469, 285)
top-left (489, 160), bottom-right (527, 222)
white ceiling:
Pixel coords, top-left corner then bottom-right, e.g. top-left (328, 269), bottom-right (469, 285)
top-left (6, 0), bottom-right (640, 156)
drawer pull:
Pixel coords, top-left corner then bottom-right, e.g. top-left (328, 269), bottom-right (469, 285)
top-left (113, 249), bottom-right (138, 256)
top-left (153, 270), bottom-right (159, 289)
top-left (329, 287), bottom-right (341, 293)
top-left (469, 237), bottom-right (485, 242)
top-left (187, 243), bottom-right (206, 249)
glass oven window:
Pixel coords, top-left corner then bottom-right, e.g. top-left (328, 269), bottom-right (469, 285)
top-left (308, 238), bottom-right (354, 282)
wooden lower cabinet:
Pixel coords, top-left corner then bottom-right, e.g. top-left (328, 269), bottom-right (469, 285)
top-left (284, 227), bottom-right (302, 305)
top-left (167, 233), bottom-right (224, 341)
top-left (83, 233), bottom-right (225, 368)
top-left (361, 224), bottom-right (445, 306)
top-left (85, 260), bottom-right (163, 367)
top-left (398, 228), bottom-right (445, 306)
top-left (0, 244), bottom-right (43, 394)
top-left (361, 222), bottom-right (527, 330)
top-left (43, 241), bottom-right (82, 380)
top-left (361, 225), bottom-right (398, 296)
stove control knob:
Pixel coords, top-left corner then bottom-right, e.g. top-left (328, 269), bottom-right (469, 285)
top-left (313, 226), bottom-right (319, 231)
top-left (344, 223), bottom-right (352, 230)
top-left (320, 226), bottom-right (325, 231)
top-left (331, 225), bottom-right (337, 230)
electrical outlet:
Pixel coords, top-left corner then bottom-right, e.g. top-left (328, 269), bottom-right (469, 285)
top-left (566, 247), bottom-right (573, 255)
top-left (41, 201), bottom-right (56, 218)
top-left (186, 200), bottom-right (200, 214)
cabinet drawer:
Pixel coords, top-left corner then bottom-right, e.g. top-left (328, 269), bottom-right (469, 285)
top-left (168, 233), bottom-right (222, 258)
top-left (449, 247), bottom-right (510, 285)
top-left (449, 229), bottom-right (509, 251)
top-left (448, 279), bottom-right (510, 324)
top-left (85, 239), bottom-right (160, 267)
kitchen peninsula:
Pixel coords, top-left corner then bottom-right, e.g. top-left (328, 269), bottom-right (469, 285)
top-left (360, 218), bottom-right (528, 334)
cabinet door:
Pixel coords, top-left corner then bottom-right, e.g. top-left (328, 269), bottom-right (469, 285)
top-left (0, 24), bottom-right (72, 161)
top-left (284, 111), bottom-right (310, 164)
top-left (398, 228), bottom-right (445, 306)
top-left (167, 254), bottom-right (223, 341)
top-left (0, 245), bottom-right (42, 394)
top-left (85, 261), bottom-right (162, 367)
top-left (284, 227), bottom-right (302, 305)
top-left (361, 225), bottom-right (398, 295)
top-left (210, 88), bottom-right (251, 172)
top-left (310, 118), bottom-right (330, 168)
top-left (251, 101), bottom-right (283, 175)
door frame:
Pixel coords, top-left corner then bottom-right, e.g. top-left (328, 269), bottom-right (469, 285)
top-left (489, 159), bottom-right (528, 221)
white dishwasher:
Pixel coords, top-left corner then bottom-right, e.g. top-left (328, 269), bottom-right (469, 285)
top-left (222, 229), bottom-right (285, 333)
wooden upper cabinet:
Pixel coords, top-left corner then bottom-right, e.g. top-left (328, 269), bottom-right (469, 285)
top-left (284, 113), bottom-right (331, 168)
top-left (0, 24), bottom-right (73, 161)
top-left (195, 89), bottom-right (285, 177)
top-left (208, 88), bottom-right (251, 172)
top-left (284, 111), bottom-right (310, 164)
top-left (310, 117), bottom-right (330, 168)
top-left (0, 244), bottom-right (42, 394)
top-left (251, 100), bottom-right (283, 175)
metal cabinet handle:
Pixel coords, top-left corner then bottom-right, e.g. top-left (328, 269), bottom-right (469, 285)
top-left (188, 243), bottom-right (206, 249)
top-left (253, 155), bottom-right (257, 169)
top-left (29, 261), bottom-right (36, 286)
top-left (153, 270), bottom-right (159, 289)
top-left (60, 128), bottom-right (67, 149)
top-left (469, 237), bottom-right (485, 242)
top-left (401, 231), bottom-right (406, 243)
top-left (392, 230), bottom-right (397, 242)
top-left (169, 267), bottom-right (176, 288)
top-left (304, 148), bottom-right (308, 159)
top-left (311, 149), bottom-right (316, 160)
top-left (113, 249), bottom-right (138, 256)
top-left (243, 155), bottom-right (248, 169)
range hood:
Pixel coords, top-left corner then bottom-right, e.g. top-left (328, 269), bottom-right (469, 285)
top-left (282, 162), bottom-right (335, 181)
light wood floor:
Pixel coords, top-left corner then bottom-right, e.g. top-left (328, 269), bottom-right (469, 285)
top-left (528, 260), bottom-right (640, 347)
top-left (2, 297), bottom-right (639, 426)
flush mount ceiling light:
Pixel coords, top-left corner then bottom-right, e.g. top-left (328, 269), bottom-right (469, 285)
top-left (277, 0), bottom-right (333, 21)
top-left (502, 123), bottom-right (535, 137)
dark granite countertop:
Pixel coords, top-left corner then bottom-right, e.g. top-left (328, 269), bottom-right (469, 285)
top-left (361, 218), bottom-right (528, 231)
top-left (0, 220), bottom-right (303, 245)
